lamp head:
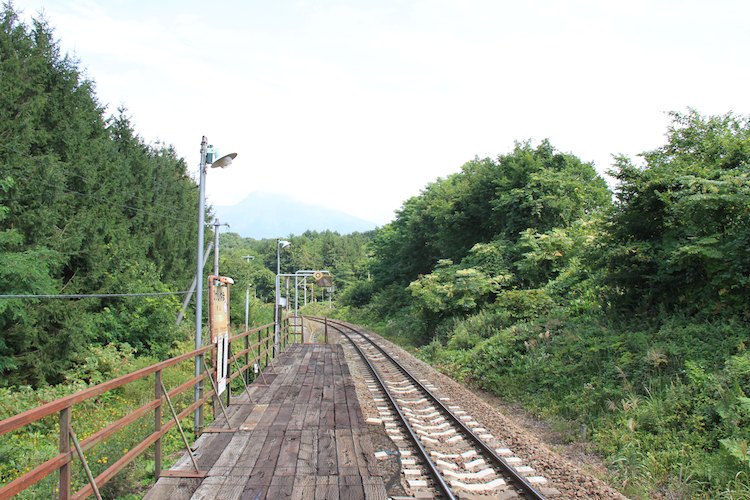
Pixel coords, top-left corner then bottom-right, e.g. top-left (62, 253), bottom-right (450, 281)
top-left (209, 152), bottom-right (237, 169)
top-left (278, 240), bottom-right (291, 249)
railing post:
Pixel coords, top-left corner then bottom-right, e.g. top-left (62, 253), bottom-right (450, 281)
top-left (59, 407), bottom-right (71, 499)
top-left (154, 370), bottom-right (162, 480)
top-left (325, 317), bottom-right (328, 344)
top-left (258, 328), bottom-right (262, 370)
top-left (226, 339), bottom-right (232, 408)
top-left (196, 346), bottom-right (204, 435)
top-left (244, 331), bottom-right (250, 385)
top-left (265, 327), bottom-right (270, 366)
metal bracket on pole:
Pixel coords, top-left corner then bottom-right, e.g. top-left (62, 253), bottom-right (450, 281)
top-left (159, 380), bottom-right (206, 478)
top-left (176, 242), bottom-right (214, 325)
top-left (202, 358), bottom-right (235, 432)
top-left (68, 425), bottom-right (103, 500)
top-left (228, 345), bottom-right (255, 405)
top-left (264, 336), bottom-right (280, 370)
top-left (255, 353), bottom-right (269, 386)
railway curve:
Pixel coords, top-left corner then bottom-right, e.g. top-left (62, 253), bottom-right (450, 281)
top-left (307, 316), bottom-right (552, 499)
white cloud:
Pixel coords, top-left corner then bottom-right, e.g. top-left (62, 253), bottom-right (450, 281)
top-left (11, 0), bottom-right (750, 224)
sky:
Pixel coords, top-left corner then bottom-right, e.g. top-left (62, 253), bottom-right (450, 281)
top-left (11, 0), bottom-right (750, 226)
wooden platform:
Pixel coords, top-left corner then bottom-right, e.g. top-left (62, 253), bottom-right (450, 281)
top-left (145, 344), bottom-right (387, 500)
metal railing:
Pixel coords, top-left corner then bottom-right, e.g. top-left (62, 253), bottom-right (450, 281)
top-left (0, 318), bottom-right (295, 499)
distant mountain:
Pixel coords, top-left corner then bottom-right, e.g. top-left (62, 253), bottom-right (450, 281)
top-left (213, 193), bottom-right (378, 238)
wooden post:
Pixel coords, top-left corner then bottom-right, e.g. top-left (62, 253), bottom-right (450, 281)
top-left (226, 339), bottom-right (232, 408)
top-left (244, 331), bottom-right (250, 385)
top-left (259, 330), bottom-right (263, 371)
top-left (324, 317), bottom-right (328, 344)
top-left (59, 407), bottom-right (71, 499)
top-left (265, 327), bottom-right (270, 367)
top-left (154, 370), bottom-right (163, 479)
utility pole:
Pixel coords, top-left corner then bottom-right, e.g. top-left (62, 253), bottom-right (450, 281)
top-left (213, 219), bottom-right (229, 276)
top-left (192, 138), bottom-right (237, 435)
top-left (275, 240), bottom-right (291, 355)
top-left (194, 137), bottom-right (208, 434)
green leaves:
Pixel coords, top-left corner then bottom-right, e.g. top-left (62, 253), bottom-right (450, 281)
top-left (370, 139), bottom-right (610, 297)
top-left (408, 260), bottom-right (504, 320)
top-left (0, 8), bottom-right (199, 386)
top-left (346, 109), bottom-right (750, 497)
top-left (720, 438), bottom-right (750, 467)
top-left (604, 110), bottom-right (750, 313)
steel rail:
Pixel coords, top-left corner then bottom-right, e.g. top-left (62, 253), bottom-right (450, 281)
top-left (307, 316), bottom-right (454, 499)
top-left (310, 316), bottom-right (547, 500)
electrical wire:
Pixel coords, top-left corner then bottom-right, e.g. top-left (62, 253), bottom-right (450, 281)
top-left (0, 291), bottom-right (190, 299)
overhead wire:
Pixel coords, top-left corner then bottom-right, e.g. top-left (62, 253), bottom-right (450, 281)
top-left (0, 291), bottom-right (191, 299)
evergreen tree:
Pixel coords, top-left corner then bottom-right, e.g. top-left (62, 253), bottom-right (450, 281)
top-left (0, 6), bottom-right (198, 386)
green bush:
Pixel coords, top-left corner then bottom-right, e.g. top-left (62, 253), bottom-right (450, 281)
top-left (493, 288), bottom-right (557, 326)
top-left (340, 280), bottom-right (376, 307)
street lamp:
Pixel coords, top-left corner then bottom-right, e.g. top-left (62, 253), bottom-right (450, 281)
top-left (274, 240), bottom-right (291, 355)
top-left (194, 136), bottom-right (237, 434)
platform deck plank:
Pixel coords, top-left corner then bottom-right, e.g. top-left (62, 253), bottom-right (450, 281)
top-left (145, 343), bottom-right (387, 500)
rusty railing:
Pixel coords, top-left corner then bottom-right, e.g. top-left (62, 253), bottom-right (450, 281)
top-left (0, 318), bottom-right (293, 499)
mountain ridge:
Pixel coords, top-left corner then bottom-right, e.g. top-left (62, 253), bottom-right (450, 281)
top-left (213, 192), bottom-right (379, 239)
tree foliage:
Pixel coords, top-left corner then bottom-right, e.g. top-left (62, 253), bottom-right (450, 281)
top-left (213, 230), bottom-right (373, 325)
top-left (346, 109), bottom-right (750, 497)
top-left (0, 7), bottom-right (198, 386)
top-left (370, 140), bottom-right (610, 294)
top-left (603, 110), bottom-right (750, 314)
top-left (3, 3), bottom-right (750, 494)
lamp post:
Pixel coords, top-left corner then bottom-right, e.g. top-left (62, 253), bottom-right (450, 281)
top-left (194, 136), bottom-right (237, 434)
top-left (274, 239), bottom-right (291, 355)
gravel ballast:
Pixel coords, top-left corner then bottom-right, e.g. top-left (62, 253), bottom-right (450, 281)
top-left (317, 320), bottom-right (628, 499)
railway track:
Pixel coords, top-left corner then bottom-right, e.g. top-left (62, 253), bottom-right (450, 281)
top-left (306, 317), bottom-right (550, 499)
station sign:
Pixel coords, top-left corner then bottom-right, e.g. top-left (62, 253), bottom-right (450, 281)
top-left (314, 271), bottom-right (332, 288)
top-left (208, 275), bottom-right (234, 395)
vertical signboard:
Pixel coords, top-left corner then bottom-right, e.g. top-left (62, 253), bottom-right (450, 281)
top-left (208, 275), bottom-right (234, 396)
